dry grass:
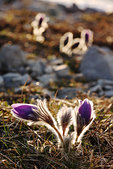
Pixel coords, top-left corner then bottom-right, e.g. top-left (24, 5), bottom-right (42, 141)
top-left (0, 86), bottom-right (113, 169)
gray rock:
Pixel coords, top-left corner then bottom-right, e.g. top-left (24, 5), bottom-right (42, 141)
top-left (3, 73), bottom-right (31, 88)
top-left (74, 73), bottom-right (86, 82)
top-left (104, 90), bottom-right (113, 97)
top-left (53, 64), bottom-right (70, 78)
top-left (57, 87), bottom-right (81, 99)
top-left (102, 85), bottom-right (113, 90)
top-left (29, 60), bottom-right (46, 77)
top-left (80, 46), bottom-right (113, 81)
top-left (38, 73), bottom-right (57, 86)
top-left (20, 73), bottom-right (31, 85)
top-left (0, 44), bottom-right (26, 72)
top-left (97, 79), bottom-right (113, 86)
top-left (45, 65), bottom-right (53, 74)
top-left (50, 58), bottom-right (63, 65)
top-left (90, 84), bottom-right (102, 93)
top-left (0, 76), bottom-right (4, 87)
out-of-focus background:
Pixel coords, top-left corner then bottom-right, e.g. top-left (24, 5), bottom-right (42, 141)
top-left (0, 0), bottom-right (113, 98)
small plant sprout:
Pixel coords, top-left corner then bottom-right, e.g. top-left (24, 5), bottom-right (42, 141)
top-left (31, 13), bottom-right (49, 43)
top-left (81, 29), bottom-right (93, 51)
top-left (60, 32), bottom-right (73, 56)
top-left (11, 98), bottom-right (96, 153)
top-left (72, 99), bottom-right (96, 146)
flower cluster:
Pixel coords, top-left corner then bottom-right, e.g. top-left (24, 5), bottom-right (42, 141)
top-left (60, 29), bottom-right (93, 56)
top-left (31, 13), bottom-right (49, 43)
top-left (11, 98), bottom-right (96, 152)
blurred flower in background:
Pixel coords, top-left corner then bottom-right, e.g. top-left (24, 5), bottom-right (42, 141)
top-left (31, 13), bottom-right (49, 43)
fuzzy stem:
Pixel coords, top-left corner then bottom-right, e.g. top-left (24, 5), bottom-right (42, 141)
top-left (53, 126), bottom-right (64, 143)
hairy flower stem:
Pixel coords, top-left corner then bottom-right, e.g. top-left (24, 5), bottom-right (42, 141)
top-left (53, 126), bottom-right (64, 143)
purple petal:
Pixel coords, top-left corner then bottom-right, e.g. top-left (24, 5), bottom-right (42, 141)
top-left (64, 36), bottom-right (69, 46)
top-left (11, 104), bottom-right (39, 121)
top-left (85, 33), bottom-right (89, 43)
top-left (38, 17), bottom-right (44, 27)
top-left (78, 99), bottom-right (91, 123)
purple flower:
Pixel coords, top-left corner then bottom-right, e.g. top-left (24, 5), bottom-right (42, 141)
top-left (78, 99), bottom-right (92, 123)
top-left (76, 99), bottom-right (95, 138)
top-left (72, 99), bottom-right (96, 145)
top-left (81, 29), bottom-right (93, 47)
top-left (11, 104), bottom-right (39, 121)
top-left (11, 100), bottom-right (57, 128)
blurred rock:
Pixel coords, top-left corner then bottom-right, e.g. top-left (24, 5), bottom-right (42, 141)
top-left (3, 73), bottom-right (31, 88)
top-left (89, 78), bottom-right (113, 97)
top-left (0, 44), bottom-right (27, 73)
top-left (20, 73), bottom-right (31, 85)
top-left (57, 87), bottom-right (81, 99)
top-left (29, 60), bottom-right (46, 78)
top-left (104, 90), bottom-right (113, 97)
top-left (45, 65), bottom-right (53, 74)
top-left (0, 76), bottom-right (4, 87)
top-left (80, 46), bottom-right (113, 81)
top-left (74, 73), bottom-right (86, 82)
top-left (38, 73), bottom-right (57, 86)
top-left (97, 79), bottom-right (113, 86)
top-left (89, 84), bottom-right (102, 93)
top-left (53, 64), bottom-right (70, 78)
top-left (50, 58), bottom-right (63, 65)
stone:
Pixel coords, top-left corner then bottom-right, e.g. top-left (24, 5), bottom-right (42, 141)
top-left (38, 73), bottom-right (57, 86)
top-left (20, 73), bottom-right (31, 85)
top-left (97, 79), bottom-right (113, 86)
top-left (53, 64), bottom-right (70, 78)
top-left (0, 76), bottom-right (4, 87)
top-left (74, 73), bottom-right (86, 82)
top-left (90, 84), bottom-right (102, 93)
top-left (45, 65), bottom-right (53, 74)
top-left (102, 85), bottom-right (113, 90)
top-left (29, 60), bottom-right (46, 77)
top-left (104, 90), bottom-right (113, 97)
top-left (57, 87), bottom-right (81, 99)
top-left (0, 44), bottom-right (26, 73)
top-left (50, 58), bottom-right (63, 65)
top-left (3, 73), bottom-right (31, 88)
top-left (80, 46), bottom-right (113, 81)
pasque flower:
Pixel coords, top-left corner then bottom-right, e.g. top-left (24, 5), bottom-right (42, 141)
top-left (81, 29), bottom-right (93, 47)
top-left (31, 13), bottom-right (49, 43)
top-left (60, 32), bottom-right (73, 56)
top-left (11, 98), bottom-right (96, 152)
top-left (72, 99), bottom-right (96, 144)
top-left (11, 100), bottom-right (73, 150)
top-left (11, 103), bottom-right (38, 121)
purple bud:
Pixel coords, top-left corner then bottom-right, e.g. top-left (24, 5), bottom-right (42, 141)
top-left (78, 99), bottom-right (92, 123)
top-left (81, 29), bottom-right (93, 47)
top-left (85, 33), bottom-right (89, 43)
top-left (64, 36), bottom-right (69, 46)
top-left (71, 42), bottom-right (80, 49)
top-left (38, 17), bottom-right (44, 27)
top-left (11, 104), bottom-right (39, 121)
